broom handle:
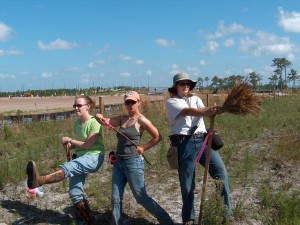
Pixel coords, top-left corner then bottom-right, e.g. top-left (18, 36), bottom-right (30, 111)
top-left (99, 118), bottom-right (152, 165)
top-left (198, 115), bottom-right (215, 225)
top-left (66, 143), bottom-right (71, 162)
top-left (101, 118), bottom-right (138, 146)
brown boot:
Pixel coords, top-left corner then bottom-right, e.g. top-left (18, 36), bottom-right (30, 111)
top-left (26, 160), bottom-right (65, 189)
top-left (74, 199), bottom-right (96, 225)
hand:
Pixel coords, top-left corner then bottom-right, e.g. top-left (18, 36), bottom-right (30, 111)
top-left (61, 136), bottom-right (71, 145)
top-left (95, 114), bottom-right (106, 125)
top-left (207, 105), bottom-right (221, 116)
top-left (136, 145), bottom-right (144, 155)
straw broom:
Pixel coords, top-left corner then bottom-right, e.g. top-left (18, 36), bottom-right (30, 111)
top-left (198, 81), bottom-right (262, 225)
top-left (220, 81), bottom-right (262, 116)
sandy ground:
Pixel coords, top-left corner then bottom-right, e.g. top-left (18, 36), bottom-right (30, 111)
top-left (0, 94), bottom-right (165, 114)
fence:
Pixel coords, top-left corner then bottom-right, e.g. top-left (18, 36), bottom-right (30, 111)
top-left (0, 96), bottom-right (164, 127)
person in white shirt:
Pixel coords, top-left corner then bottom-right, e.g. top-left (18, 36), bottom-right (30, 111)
top-left (165, 72), bottom-right (231, 225)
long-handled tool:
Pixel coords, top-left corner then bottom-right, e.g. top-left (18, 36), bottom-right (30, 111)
top-left (198, 115), bottom-right (215, 225)
top-left (98, 118), bottom-right (151, 165)
top-left (66, 143), bottom-right (71, 162)
top-left (198, 82), bottom-right (262, 224)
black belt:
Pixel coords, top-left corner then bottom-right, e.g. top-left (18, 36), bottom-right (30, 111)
top-left (169, 132), bottom-right (205, 142)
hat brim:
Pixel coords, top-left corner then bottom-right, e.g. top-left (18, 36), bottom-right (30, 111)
top-left (125, 96), bottom-right (139, 101)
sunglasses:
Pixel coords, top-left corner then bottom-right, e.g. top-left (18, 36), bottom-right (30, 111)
top-left (178, 81), bottom-right (191, 86)
top-left (125, 100), bottom-right (137, 105)
top-left (73, 104), bottom-right (87, 108)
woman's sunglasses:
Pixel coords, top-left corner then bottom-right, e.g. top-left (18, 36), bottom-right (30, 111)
top-left (73, 104), bottom-right (87, 108)
top-left (125, 100), bottom-right (137, 105)
top-left (178, 81), bottom-right (191, 86)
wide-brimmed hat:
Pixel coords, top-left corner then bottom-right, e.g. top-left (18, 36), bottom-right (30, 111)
top-left (170, 72), bottom-right (197, 91)
top-left (124, 91), bottom-right (140, 102)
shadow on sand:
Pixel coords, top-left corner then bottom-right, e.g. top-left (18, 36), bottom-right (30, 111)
top-left (1, 200), bottom-right (163, 225)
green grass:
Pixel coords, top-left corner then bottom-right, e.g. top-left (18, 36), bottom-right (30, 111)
top-left (1, 94), bottom-right (300, 224)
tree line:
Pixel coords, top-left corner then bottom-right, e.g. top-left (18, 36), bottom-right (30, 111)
top-left (1, 57), bottom-right (299, 97)
top-left (197, 57), bottom-right (300, 93)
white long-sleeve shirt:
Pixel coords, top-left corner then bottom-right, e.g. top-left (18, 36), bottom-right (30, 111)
top-left (166, 95), bottom-right (206, 135)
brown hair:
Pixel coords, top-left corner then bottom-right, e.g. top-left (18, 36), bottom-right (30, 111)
top-left (75, 95), bottom-right (96, 110)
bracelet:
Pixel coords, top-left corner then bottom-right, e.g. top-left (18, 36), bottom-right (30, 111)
top-left (69, 139), bottom-right (73, 144)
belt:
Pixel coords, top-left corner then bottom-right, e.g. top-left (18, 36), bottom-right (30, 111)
top-left (169, 132), bottom-right (205, 142)
top-left (193, 132), bottom-right (205, 139)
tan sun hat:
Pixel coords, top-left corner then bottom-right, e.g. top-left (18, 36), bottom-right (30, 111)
top-left (124, 91), bottom-right (140, 102)
top-left (169, 72), bottom-right (197, 91)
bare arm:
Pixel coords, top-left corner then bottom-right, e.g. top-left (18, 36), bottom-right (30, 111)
top-left (61, 132), bottom-right (99, 149)
top-left (136, 116), bottom-right (162, 154)
top-left (95, 113), bottom-right (123, 127)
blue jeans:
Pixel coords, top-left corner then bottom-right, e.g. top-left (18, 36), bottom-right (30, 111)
top-left (177, 136), bottom-right (231, 223)
top-left (111, 156), bottom-right (173, 225)
top-left (60, 153), bottom-right (104, 204)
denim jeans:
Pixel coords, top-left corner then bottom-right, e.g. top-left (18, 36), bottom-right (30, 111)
top-left (60, 153), bottom-right (104, 204)
top-left (111, 156), bottom-right (173, 225)
top-left (177, 136), bottom-right (231, 223)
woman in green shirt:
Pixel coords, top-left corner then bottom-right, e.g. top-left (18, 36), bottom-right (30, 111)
top-left (26, 95), bottom-right (105, 225)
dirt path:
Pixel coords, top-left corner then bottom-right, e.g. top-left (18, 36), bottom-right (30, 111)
top-left (0, 94), bottom-right (165, 114)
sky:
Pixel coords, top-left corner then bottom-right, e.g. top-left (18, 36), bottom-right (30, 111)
top-left (1, 0), bottom-right (300, 92)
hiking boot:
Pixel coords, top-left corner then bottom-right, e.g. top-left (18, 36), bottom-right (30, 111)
top-left (74, 199), bottom-right (96, 225)
top-left (26, 160), bottom-right (65, 189)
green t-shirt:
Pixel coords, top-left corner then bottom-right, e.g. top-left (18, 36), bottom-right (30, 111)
top-left (74, 117), bottom-right (105, 157)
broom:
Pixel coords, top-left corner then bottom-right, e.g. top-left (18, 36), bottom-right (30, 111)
top-left (198, 81), bottom-right (262, 225)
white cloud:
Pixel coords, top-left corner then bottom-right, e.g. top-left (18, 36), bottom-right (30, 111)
top-left (133, 59), bottom-right (144, 65)
top-left (187, 67), bottom-right (200, 76)
top-left (240, 31), bottom-right (295, 56)
top-left (0, 49), bottom-right (22, 56)
top-left (223, 38), bottom-right (235, 47)
top-left (146, 70), bottom-right (152, 76)
top-left (155, 38), bottom-right (175, 47)
top-left (80, 73), bottom-right (90, 84)
top-left (120, 72), bottom-right (131, 77)
top-left (41, 72), bottom-right (53, 78)
top-left (95, 43), bottom-right (110, 55)
top-left (278, 7), bottom-right (300, 33)
top-left (170, 64), bottom-right (181, 75)
top-left (80, 78), bottom-right (89, 83)
top-left (199, 60), bottom-right (207, 66)
top-left (37, 39), bottom-right (79, 50)
top-left (94, 72), bottom-right (105, 78)
top-left (63, 67), bottom-right (82, 72)
top-left (171, 64), bottom-right (179, 70)
top-left (244, 68), bottom-right (254, 75)
top-left (287, 53), bottom-right (295, 61)
top-left (205, 21), bottom-right (252, 40)
top-left (0, 22), bottom-right (13, 42)
top-left (119, 55), bottom-right (132, 61)
top-left (88, 60), bottom-right (106, 68)
top-left (0, 73), bottom-right (16, 79)
top-left (200, 41), bottom-right (219, 54)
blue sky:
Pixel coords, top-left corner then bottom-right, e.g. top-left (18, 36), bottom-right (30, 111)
top-left (1, 0), bottom-right (300, 92)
